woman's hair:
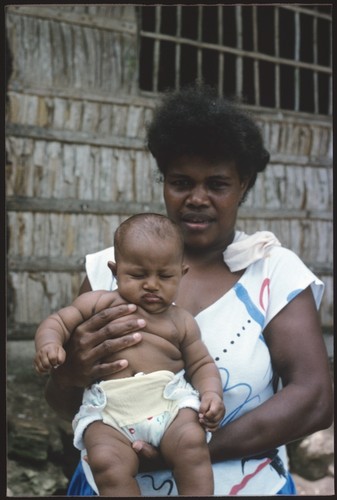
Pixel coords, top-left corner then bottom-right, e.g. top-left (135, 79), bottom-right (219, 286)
top-left (146, 84), bottom-right (270, 196)
top-left (114, 213), bottom-right (184, 261)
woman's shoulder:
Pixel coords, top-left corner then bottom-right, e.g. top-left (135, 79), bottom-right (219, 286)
top-left (247, 243), bottom-right (312, 279)
top-left (86, 246), bottom-right (115, 263)
top-left (85, 246), bottom-right (116, 291)
top-left (253, 243), bottom-right (324, 305)
top-left (266, 244), bottom-right (306, 267)
top-left (267, 243), bottom-right (301, 258)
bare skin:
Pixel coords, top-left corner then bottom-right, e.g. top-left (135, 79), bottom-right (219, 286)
top-left (39, 290), bottom-right (224, 495)
top-left (35, 290), bottom-right (187, 378)
top-left (36, 288), bottom-right (224, 427)
top-left (45, 157), bottom-right (333, 480)
top-left (37, 224), bottom-right (224, 495)
top-left (136, 158), bottom-right (333, 462)
top-left (85, 409), bottom-right (213, 496)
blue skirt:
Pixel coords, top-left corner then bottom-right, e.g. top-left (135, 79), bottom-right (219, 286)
top-left (67, 461), bottom-right (297, 496)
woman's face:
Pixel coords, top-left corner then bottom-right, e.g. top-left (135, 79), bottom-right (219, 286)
top-left (163, 156), bottom-right (249, 254)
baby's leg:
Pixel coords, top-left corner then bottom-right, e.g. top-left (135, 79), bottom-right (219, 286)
top-left (160, 408), bottom-right (214, 495)
top-left (83, 420), bottom-right (140, 496)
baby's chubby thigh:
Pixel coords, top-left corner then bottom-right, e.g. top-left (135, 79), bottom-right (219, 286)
top-left (159, 409), bottom-right (214, 495)
top-left (83, 421), bottom-right (139, 487)
top-left (159, 407), bottom-right (209, 466)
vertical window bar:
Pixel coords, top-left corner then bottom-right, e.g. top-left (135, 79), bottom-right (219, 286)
top-left (139, 5), bottom-right (331, 116)
top-left (218, 5), bottom-right (224, 97)
top-left (294, 10), bottom-right (300, 112)
top-left (152, 6), bottom-right (161, 92)
top-left (235, 5), bottom-right (243, 97)
top-left (175, 5), bottom-right (182, 90)
top-left (328, 20), bottom-right (332, 115)
top-left (197, 5), bottom-right (203, 82)
top-left (274, 7), bottom-right (280, 109)
top-left (312, 14), bottom-right (318, 114)
top-left (252, 6), bottom-right (260, 106)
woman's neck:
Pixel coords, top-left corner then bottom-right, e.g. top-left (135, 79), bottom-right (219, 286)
top-left (184, 248), bottom-right (225, 269)
top-left (183, 231), bottom-right (236, 268)
top-left (176, 251), bottom-right (241, 316)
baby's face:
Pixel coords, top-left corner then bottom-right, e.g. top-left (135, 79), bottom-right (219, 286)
top-left (115, 238), bottom-right (186, 314)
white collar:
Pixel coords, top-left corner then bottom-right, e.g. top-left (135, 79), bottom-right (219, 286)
top-left (223, 230), bottom-right (281, 272)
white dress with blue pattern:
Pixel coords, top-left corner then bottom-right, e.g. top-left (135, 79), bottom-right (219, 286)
top-left (83, 232), bottom-right (324, 495)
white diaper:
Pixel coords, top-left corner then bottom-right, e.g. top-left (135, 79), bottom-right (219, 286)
top-left (73, 369), bottom-right (203, 450)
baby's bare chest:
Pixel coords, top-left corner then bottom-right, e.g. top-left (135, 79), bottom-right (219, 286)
top-left (142, 312), bottom-right (183, 348)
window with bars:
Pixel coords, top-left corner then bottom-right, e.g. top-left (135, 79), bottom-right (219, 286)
top-left (138, 4), bottom-right (332, 116)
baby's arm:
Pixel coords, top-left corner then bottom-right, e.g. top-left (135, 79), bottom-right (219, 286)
top-left (34, 290), bottom-right (114, 374)
top-left (180, 312), bottom-right (225, 431)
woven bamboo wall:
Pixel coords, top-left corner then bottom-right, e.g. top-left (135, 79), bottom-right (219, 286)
top-left (5, 5), bottom-right (333, 340)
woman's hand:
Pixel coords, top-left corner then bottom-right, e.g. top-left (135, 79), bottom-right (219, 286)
top-left (54, 302), bottom-right (145, 388)
top-left (45, 300), bottom-right (145, 420)
top-left (132, 441), bottom-right (167, 472)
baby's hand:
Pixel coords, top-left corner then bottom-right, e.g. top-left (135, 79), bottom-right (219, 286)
top-left (34, 344), bottom-right (66, 374)
top-left (198, 391), bottom-right (225, 432)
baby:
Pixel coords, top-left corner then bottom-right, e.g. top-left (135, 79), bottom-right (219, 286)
top-left (34, 213), bottom-right (225, 496)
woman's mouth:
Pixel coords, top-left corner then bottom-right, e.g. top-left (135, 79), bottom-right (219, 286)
top-left (181, 213), bottom-right (214, 231)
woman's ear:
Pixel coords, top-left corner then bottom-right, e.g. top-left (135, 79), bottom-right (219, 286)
top-left (238, 177), bottom-right (251, 205)
top-left (240, 176), bottom-right (250, 194)
top-left (107, 260), bottom-right (117, 277)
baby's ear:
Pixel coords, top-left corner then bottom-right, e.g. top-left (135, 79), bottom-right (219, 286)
top-left (182, 263), bottom-right (189, 276)
top-left (107, 261), bottom-right (117, 277)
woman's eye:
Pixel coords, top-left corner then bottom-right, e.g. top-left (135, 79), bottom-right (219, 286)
top-left (169, 179), bottom-right (191, 189)
top-left (208, 181), bottom-right (228, 190)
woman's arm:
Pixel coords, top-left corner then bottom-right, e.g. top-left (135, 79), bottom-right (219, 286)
top-left (208, 286), bottom-right (333, 461)
top-left (44, 277), bottom-right (146, 421)
top-left (134, 286), bottom-right (333, 465)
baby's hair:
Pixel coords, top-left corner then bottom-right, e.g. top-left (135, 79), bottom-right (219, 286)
top-left (114, 213), bottom-right (184, 260)
top-left (146, 84), bottom-right (270, 199)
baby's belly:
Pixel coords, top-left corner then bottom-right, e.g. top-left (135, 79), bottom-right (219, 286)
top-left (102, 335), bottom-right (184, 380)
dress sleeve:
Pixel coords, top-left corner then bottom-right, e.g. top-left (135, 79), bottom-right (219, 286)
top-left (85, 246), bottom-right (117, 291)
top-left (264, 246), bottom-right (324, 327)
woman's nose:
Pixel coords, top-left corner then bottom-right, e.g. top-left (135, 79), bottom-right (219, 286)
top-left (186, 185), bottom-right (210, 206)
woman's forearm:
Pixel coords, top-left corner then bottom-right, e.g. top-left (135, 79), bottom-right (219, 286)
top-left (209, 382), bottom-right (333, 462)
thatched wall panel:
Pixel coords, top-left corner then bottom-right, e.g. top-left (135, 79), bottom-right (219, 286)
top-left (5, 5), bottom-right (332, 335)
top-left (246, 164), bottom-right (332, 212)
top-left (8, 208), bottom-right (332, 275)
top-left (6, 137), bottom-right (162, 203)
top-left (237, 217), bottom-right (332, 268)
top-left (8, 212), bottom-right (123, 258)
top-left (8, 271), bottom-right (85, 328)
top-left (7, 268), bottom-right (333, 339)
top-left (6, 9), bottom-right (138, 93)
top-left (319, 276), bottom-right (333, 327)
top-left (6, 134), bottom-right (331, 212)
top-left (7, 92), bottom-right (151, 140)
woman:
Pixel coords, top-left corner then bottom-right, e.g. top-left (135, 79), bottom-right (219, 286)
top-left (45, 85), bottom-right (333, 495)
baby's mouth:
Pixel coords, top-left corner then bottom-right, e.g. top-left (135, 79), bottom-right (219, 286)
top-left (142, 293), bottom-right (161, 303)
